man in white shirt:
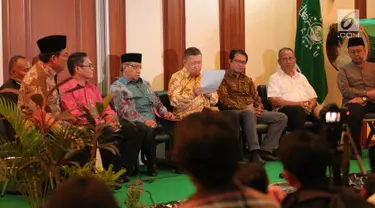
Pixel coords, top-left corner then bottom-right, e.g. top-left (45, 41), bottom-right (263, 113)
top-left (267, 47), bottom-right (318, 131)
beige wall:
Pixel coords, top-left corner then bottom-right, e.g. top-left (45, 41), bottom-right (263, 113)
top-left (244, 0), bottom-right (355, 105)
top-left (321, 0), bottom-right (354, 104)
top-left (126, 0), bottom-right (164, 90)
top-left (367, 0), bottom-right (375, 18)
top-left (245, 0), bottom-right (297, 86)
top-left (186, 0), bottom-right (220, 70)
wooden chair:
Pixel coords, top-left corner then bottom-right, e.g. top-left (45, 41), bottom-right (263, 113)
top-left (363, 113), bottom-right (375, 148)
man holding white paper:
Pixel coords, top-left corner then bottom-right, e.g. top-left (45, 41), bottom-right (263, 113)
top-left (168, 47), bottom-right (219, 119)
top-left (201, 69), bottom-right (226, 94)
top-left (218, 50), bottom-right (287, 164)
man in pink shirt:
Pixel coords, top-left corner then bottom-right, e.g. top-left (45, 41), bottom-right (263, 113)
top-left (60, 52), bottom-right (145, 178)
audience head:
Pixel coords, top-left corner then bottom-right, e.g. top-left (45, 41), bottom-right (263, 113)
top-left (173, 111), bottom-right (240, 190)
top-left (279, 130), bottom-right (329, 188)
top-left (278, 47), bottom-right (296, 74)
top-left (67, 52), bottom-right (94, 80)
top-left (183, 47), bottom-right (202, 77)
top-left (121, 53), bottom-right (142, 82)
top-left (46, 176), bottom-right (119, 208)
top-left (235, 162), bottom-right (269, 193)
top-left (8, 55), bottom-right (31, 81)
top-left (347, 37), bottom-right (366, 64)
top-left (37, 35), bottom-right (68, 73)
top-left (228, 49), bottom-right (248, 73)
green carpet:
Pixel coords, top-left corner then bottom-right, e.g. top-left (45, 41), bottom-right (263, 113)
top-left (0, 155), bottom-right (370, 207)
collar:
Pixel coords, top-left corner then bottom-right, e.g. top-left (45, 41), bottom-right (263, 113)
top-left (181, 67), bottom-right (202, 78)
top-left (10, 77), bottom-right (22, 85)
top-left (119, 77), bottom-right (143, 85)
top-left (350, 60), bottom-right (367, 69)
top-left (69, 78), bottom-right (90, 88)
top-left (278, 67), bottom-right (300, 78)
top-left (227, 69), bottom-right (244, 79)
top-left (37, 60), bottom-right (57, 77)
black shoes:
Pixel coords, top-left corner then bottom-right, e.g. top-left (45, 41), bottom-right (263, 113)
top-left (147, 164), bottom-right (158, 176)
top-left (249, 150), bottom-right (279, 164)
top-left (259, 150), bottom-right (279, 161)
top-left (249, 151), bottom-right (265, 165)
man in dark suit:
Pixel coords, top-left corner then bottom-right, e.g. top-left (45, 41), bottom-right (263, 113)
top-left (0, 55), bottom-right (31, 141)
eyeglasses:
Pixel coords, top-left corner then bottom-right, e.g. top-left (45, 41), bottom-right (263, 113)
top-left (79, 64), bottom-right (94, 68)
top-left (233, 59), bottom-right (247, 65)
top-left (125, 64), bottom-right (142, 70)
top-left (59, 52), bottom-right (69, 58)
top-left (281, 57), bottom-right (295, 62)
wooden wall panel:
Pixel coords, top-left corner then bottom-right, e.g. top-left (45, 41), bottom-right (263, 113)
top-left (219, 0), bottom-right (245, 70)
top-left (162, 0), bottom-right (186, 90)
top-left (355, 0), bottom-right (366, 19)
top-left (2, 0), bottom-right (97, 84)
top-left (108, 0), bottom-right (126, 84)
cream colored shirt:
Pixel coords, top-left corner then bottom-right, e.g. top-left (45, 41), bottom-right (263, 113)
top-left (267, 68), bottom-right (317, 102)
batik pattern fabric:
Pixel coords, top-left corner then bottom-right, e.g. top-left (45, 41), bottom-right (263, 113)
top-left (110, 77), bottom-right (168, 123)
top-left (18, 60), bottom-right (61, 116)
top-left (218, 69), bottom-right (263, 110)
top-left (168, 68), bottom-right (218, 119)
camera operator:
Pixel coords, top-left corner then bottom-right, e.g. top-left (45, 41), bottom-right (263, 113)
top-left (279, 130), bottom-right (371, 208)
top-left (338, 37), bottom-right (375, 159)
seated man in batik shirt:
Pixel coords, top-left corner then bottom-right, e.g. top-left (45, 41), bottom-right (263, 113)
top-left (218, 49), bottom-right (287, 164)
top-left (18, 35), bottom-right (69, 126)
top-left (110, 53), bottom-right (175, 176)
top-left (168, 47), bottom-right (219, 119)
top-left (60, 52), bottom-right (143, 179)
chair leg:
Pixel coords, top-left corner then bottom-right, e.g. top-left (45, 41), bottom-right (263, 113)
top-left (1, 179), bottom-right (9, 197)
top-left (258, 133), bottom-right (263, 145)
top-left (365, 122), bottom-right (375, 148)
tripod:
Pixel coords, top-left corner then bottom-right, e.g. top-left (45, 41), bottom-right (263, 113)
top-left (328, 123), bottom-right (367, 187)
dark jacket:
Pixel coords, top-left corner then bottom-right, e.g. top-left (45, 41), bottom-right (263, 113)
top-left (282, 178), bottom-right (372, 208)
top-left (0, 79), bottom-right (21, 142)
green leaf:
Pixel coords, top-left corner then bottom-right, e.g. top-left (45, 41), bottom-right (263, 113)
top-left (103, 92), bottom-right (112, 111)
top-left (82, 106), bottom-right (97, 128)
top-left (47, 76), bottom-right (72, 99)
top-left (96, 102), bottom-right (104, 115)
top-left (30, 94), bottom-right (44, 108)
top-left (62, 148), bottom-right (82, 162)
top-left (54, 110), bottom-right (76, 122)
top-left (98, 143), bottom-right (120, 156)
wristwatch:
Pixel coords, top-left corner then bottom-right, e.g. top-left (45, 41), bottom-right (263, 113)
top-left (363, 97), bottom-right (368, 102)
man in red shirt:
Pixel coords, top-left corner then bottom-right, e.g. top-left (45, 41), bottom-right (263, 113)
top-left (60, 52), bottom-right (147, 177)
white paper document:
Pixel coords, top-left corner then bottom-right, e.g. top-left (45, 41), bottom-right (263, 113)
top-left (201, 69), bottom-right (226, 94)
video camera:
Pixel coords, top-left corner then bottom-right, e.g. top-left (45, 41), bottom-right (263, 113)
top-left (319, 103), bottom-right (350, 125)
